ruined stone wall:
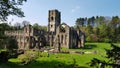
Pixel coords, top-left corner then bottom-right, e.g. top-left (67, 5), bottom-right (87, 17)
top-left (54, 23), bottom-right (70, 48)
top-left (4, 25), bottom-right (46, 50)
top-left (53, 23), bottom-right (85, 49)
top-left (69, 28), bottom-right (78, 48)
top-left (75, 29), bottom-right (85, 48)
top-left (4, 9), bottom-right (85, 50)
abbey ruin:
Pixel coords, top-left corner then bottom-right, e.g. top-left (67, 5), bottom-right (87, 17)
top-left (5, 10), bottom-right (85, 50)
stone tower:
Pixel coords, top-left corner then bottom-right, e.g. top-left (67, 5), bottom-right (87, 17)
top-left (48, 10), bottom-right (61, 34)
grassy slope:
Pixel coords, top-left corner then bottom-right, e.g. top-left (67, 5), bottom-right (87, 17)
top-left (2, 43), bottom-right (112, 68)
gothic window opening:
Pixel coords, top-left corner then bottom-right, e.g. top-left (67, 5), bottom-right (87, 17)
top-left (58, 35), bottom-right (60, 42)
top-left (26, 37), bottom-right (29, 42)
top-left (51, 16), bottom-right (54, 21)
top-left (51, 25), bottom-right (53, 28)
top-left (60, 25), bottom-right (66, 33)
top-left (61, 35), bottom-right (63, 43)
top-left (32, 37), bottom-right (34, 43)
top-left (26, 28), bottom-right (27, 33)
top-left (65, 35), bottom-right (67, 45)
top-left (29, 27), bottom-right (31, 33)
top-left (31, 42), bottom-right (34, 48)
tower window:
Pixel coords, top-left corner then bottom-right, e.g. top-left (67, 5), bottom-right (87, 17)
top-left (51, 17), bottom-right (54, 21)
top-left (51, 25), bottom-right (53, 27)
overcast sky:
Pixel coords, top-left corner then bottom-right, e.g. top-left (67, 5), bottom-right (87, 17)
top-left (8, 0), bottom-right (120, 26)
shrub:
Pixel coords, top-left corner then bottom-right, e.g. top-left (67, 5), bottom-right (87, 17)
top-left (18, 54), bottom-right (28, 63)
top-left (90, 34), bottom-right (99, 42)
top-left (0, 51), bottom-right (9, 62)
top-left (17, 51), bottom-right (39, 65)
top-left (104, 38), bottom-right (110, 43)
top-left (86, 36), bottom-right (91, 42)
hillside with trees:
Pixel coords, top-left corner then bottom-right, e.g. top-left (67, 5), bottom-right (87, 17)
top-left (75, 16), bottom-right (120, 43)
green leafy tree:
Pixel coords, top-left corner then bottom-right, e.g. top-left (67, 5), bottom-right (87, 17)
top-left (85, 25), bottom-right (93, 42)
top-left (0, 23), bottom-right (11, 39)
top-left (33, 23), bottom-right (40, 29)
top-left (116, 26), bottom-right (120, 42)
top-left (87, 18), bottom-right (91, 26)
top-left (86, 25), bottom-right (93, 35)
top-left (76, 18), bottom-right (85, 26)
top-left (93, 27), bottom-right (100, 35)
top-left (94, 16), bottom-right (100, 27)
top-left (75, 16), bottom-right (120, 42)
top-left (33, 23), bottom-right (47, 31)
top-left (97, 16), bottom-right (105, 25)
top-left (110, 16), bottom-right (120, 28)
top-left (0, 0), bottom-right (27, 21)
top-left (108, 16), bottom-right (120, 42)
top-left (91, 16), bottom-right (95, 26)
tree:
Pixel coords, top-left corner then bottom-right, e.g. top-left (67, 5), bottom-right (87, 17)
top-left (33, 23), bottom-right (47, 31)
top-left (0, 23), bottom-right (12, 48)
top-left (116, 26), bottom-right (120, 42)
top-left (107, 16), bottom-right (120, 42)
top-left (95, 16), bottom-right (99, 27)
top-left (87, 18), bottom-right (91, 26)
top-left (99, 23), bottom-right (107, 37)
top-left (110, 16), bottom-right (120, 28)
top-left (75, 16), bottom-right (120, 42)
top-left (76, 18), bottom-right (85, 26)
top-left (14, 22), bottom-right (21, 29)
top-left (0, 0), bottom-right (27, 21)
top-left (33, 23), bottom-right (39, 29)
top-left (86, 25), bottom-right (93, 35)
top-left (96, 16), bottom-right (105, 25)
top-left (22, 20), bottom-right (30, 27)
top-left (85, 25), bottom-right (93, 42)
top-left (91, 16), bottom-right (95, 26)
top-left (0, 23), bottom-right (10, 38)
top-left (93, 27), bottom-right (100, 35)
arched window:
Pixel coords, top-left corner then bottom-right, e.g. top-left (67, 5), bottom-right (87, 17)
top-left (51, 25), bottom-right (53, 28)
top-left (58, 35), bottom-right (60, 42)
top-left (60, 25), bottom-right (66, 33)
top-left (26, 28), bottom-right (27, 32)
top-left (61, 35), bottom-right (63, 43)
top-left (51, 16), bottom-right (54, 21)
top-left (65, 35), bottom-right (67, 45)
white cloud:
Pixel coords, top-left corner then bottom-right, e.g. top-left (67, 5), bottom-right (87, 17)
top-left (71, 6), bottom-right (80, 13)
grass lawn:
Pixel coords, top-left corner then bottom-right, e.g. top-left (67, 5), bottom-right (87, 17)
top-left (1, 43), bottom-right (114, 68)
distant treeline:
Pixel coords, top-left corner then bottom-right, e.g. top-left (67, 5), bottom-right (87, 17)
top-left (75, 16), bottom-right (120, 43)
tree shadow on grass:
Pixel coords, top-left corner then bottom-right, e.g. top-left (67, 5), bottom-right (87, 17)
top-left (82, 44), bottom-right (97, 50)
top-left (1, 60), bottom-right (89, 68)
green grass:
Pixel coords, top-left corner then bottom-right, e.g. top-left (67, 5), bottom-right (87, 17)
top-left (0, 43), bottom-right (114, 68)
top-left (0, 49), bottom-right (7, 52)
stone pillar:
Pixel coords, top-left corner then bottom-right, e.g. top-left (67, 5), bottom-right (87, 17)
top-left (81, 35), bottom-right (84, 48)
